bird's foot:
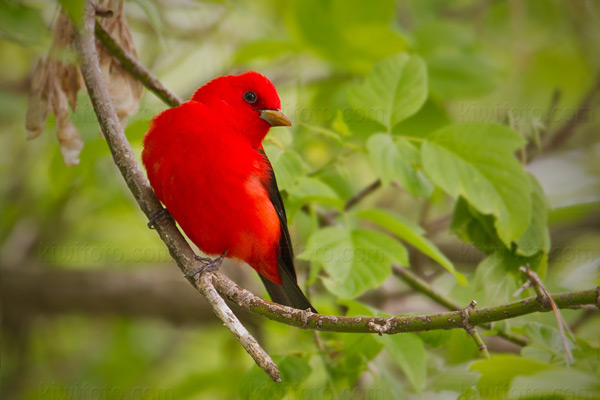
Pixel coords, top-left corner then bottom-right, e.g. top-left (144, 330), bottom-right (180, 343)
top-left (147, 208), bottom-right (172, 229)
top-left (186, 250), bottom-right (228, 278)
top-left (194, 256), bottom-right (215, 264)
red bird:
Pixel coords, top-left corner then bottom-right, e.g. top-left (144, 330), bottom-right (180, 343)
top-left (142, 71), bottom-right (316, 312)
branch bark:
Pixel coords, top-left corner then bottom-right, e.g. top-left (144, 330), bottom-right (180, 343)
top-left (212, 273), bottom-right (599, 334)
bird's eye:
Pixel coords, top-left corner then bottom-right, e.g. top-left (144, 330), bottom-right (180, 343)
top-left (243, 91), bottom-right (257, 104)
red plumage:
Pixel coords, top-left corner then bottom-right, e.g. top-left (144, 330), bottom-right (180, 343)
top-left (142, 71), bottom-right (316, 311)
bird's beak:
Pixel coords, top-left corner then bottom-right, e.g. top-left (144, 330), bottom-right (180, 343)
top-left (260, 109), bottom-right (292, 127)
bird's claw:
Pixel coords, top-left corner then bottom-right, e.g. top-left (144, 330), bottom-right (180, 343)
top-left (186, 251), bottom-right (228, 278)
top-left (147, 208), bottom-right (172, 229)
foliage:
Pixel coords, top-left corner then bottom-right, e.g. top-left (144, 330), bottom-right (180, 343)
top-left (1, 0), bottom-right (599, 399)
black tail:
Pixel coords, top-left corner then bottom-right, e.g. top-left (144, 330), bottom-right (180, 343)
top-left (259, 263), bottom-right (317, 313)
top-left (257, 151), bottom-right (317, 313)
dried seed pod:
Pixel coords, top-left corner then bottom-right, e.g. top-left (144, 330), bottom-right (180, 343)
top-left (53, 85), bottom-right (84, 166)
top-left (25, 58), bottom-right (51, 140)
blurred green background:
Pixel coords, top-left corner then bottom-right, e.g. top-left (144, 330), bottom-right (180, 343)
top-left (1, 0), bottom-right (599, 399)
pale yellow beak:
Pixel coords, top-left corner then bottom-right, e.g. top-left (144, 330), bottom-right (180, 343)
top-left (260, 109), bottom-right (292, 127)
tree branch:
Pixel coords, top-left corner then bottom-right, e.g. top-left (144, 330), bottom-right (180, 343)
top-left (392, 265), bottom-right (529, 346)
top-left (212, 273), bottom-right (599, 334)
top-left (75, 2), bottom-right (279, 381)
top-left (78, 2), bottom-right (600, 378)
top-left (94, 20), bottom-right (182, 107)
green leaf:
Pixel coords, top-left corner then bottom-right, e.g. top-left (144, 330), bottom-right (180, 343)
top-left (514, 174), bottom-right (551, 256)
top-left (131, 0), bottom-right (165, 39)
top-left (233, 40), bottom-right (299, 63)
top-left (59, 0), bottom-right (84, 25)
top-left (366, 134), bottom-right (432, 197)
top-left (471, 355), bottom-right (555, 400)
top-left (348, 54), bottom-right (428, 131)
top-left (375, 361), bottom-right (407, 400)
top-left (298, 227), bottom-right (407, 299)
top-left (516, 322), bottom-right (574, 364)
top-left (288, 176), bottom-right (343, 209)
top-left (378, 333), bottom-right (426, 394)
top-left (417, 330), bottom-right (453, 348)
top-left (445, 329), bottom-right (480, 365)
top-left (509, 369), bottom-right (600, 400)
top-left (431, 369), bottom-right (479, 395)
top-left (331, 334), bottom-right (384, 384)
top-left (332, 110), bottom-right (351, 136)
top-left (240, 355), bottom-right (311, 400)
top-left (270, 151), bottom-right (308, 192)
top-left (357, 208), bottom-right (466, 285)
top-left (337, 298), bottom-right (375, 317)
top-left (451, 196), bottom-right (505, 254)
top-left (124, 118), bottom-right (152, 145)
top-left (426, 55), bottom-right (499, 100)
top-left (414, 22), bottom-right (499, 100)
top-left (288, 0), bottom-right (408, 73)
top-left (421, 122), bottom-right (531, 245)
top-left (451, 196), bottom-right (549, 276)
top-left (0, 1), bottom-right (47, 44)
top-left (392, 99), bottom-right (451, 138)
top-left (472, 252), bottom-right (519, 306)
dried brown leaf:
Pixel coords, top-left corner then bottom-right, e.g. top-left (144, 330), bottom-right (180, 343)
top-left (97, 1), bottom-right (142, 126)
top-left (25, 59), bottom-right (51, 139)
top-left (26, 11), bottom-right (85, 166)
top-left (51, 77), bottom-right (84, 166)
top-left (61, 64), bottom-right (83, 111)
top-left (25, 1), bottom-right (141, 165)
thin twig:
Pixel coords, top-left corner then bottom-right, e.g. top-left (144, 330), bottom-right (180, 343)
top-left (545, 72), bottom-right (600, 150)
top-left (94, 20), bottom-right (182, 107)
top-left (317, 179), bottom-right (383, 224)
top-left (393, 266), bottom-right (461, 310)
top-left (570, 310), bottom-right (596, 332)
top-left (344, 180), bottom-right (382, 211)
top-left (543, 89), bottom-right (561, 134)
top-left (75, 2), bottom-right (279, 381)
top-left (461, 300), bottom-right (490, 358)
top-left (518, 265), bottom-right (574, 366)
top-left (196, 273), bottom-right (281, 380)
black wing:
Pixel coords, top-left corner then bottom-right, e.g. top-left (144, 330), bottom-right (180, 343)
top-left (257, 149), bottom-right (317, 313)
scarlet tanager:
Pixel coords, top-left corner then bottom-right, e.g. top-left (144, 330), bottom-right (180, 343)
top-left (142, 71), bottom-right (316, 312)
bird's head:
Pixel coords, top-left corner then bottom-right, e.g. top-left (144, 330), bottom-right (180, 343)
top-left (191, 71), bottom-right (291, 146)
